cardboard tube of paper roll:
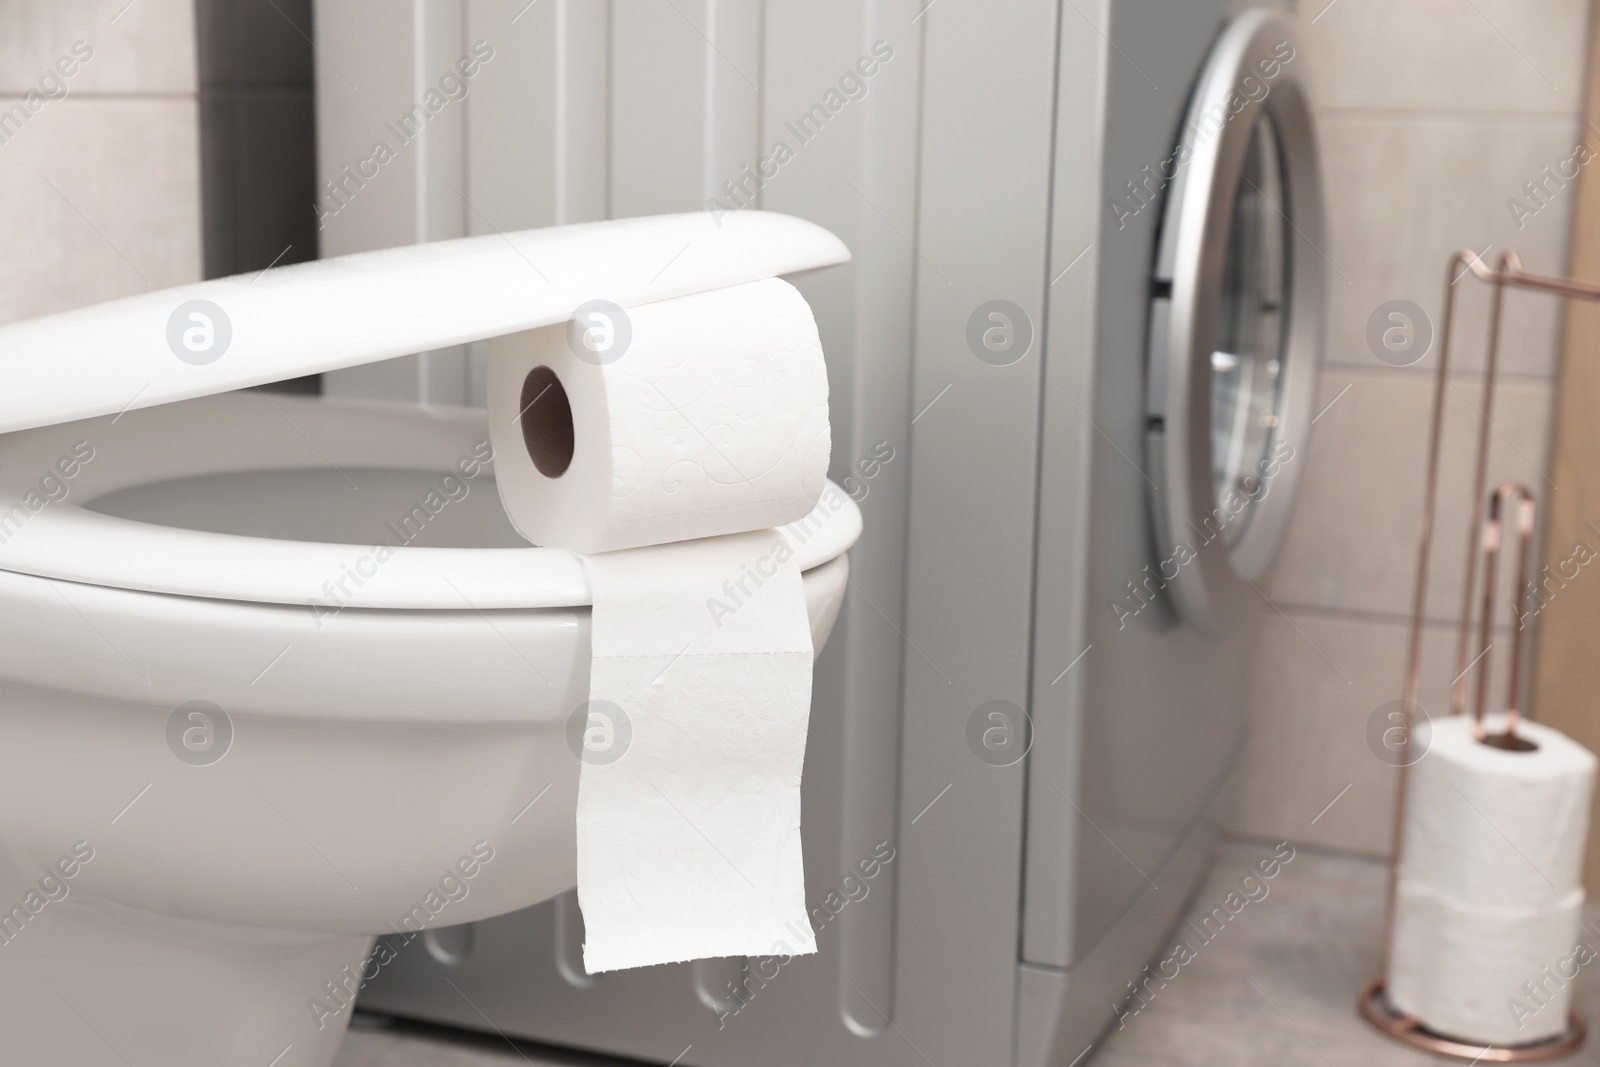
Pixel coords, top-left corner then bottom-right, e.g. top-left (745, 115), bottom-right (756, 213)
top-left (487, 278), bottom-right (831, 554)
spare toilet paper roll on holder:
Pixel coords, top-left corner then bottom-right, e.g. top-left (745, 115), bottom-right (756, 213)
top-left (1358, 251), bottom-right (1596, 1061)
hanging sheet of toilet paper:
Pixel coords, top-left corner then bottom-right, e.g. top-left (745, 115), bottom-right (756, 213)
top-left (486, 277), bottom-right (828, 972)
top-left (1389, 714), bottom-right (1596, 1046)
top-left (576, 532), bottom-right (816, 971)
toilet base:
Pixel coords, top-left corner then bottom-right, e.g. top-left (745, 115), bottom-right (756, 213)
top-left (0, 896), bottom-right (372, 1067)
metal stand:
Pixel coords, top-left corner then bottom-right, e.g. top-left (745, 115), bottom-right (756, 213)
top-left (1359, 251), bottom-right (1598, 1061)
top-left (1359, 979), bottom-right (1584, 1062)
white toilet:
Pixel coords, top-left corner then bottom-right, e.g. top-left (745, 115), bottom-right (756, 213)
top-left (0, 213), bottom-right (857, 1066)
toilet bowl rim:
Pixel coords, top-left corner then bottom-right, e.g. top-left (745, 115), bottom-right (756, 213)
top-left (0, 395), bottom-right (861, 611)
top-left (0, 505), bottom-right (859, 610)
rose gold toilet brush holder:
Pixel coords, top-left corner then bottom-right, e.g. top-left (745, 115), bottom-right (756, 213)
top-left (1357, 251), bottom-right (1594, 1061)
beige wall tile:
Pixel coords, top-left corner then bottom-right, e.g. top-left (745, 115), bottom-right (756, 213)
top-left (1225, 609), bottom-right (1528, 855)
top-left (1294, 0), bottom-right (1588, 115)
top-left (1268, 367), bottom-right (1554, 623)
top-left (0, 98), bottom-right (202, 324)
top-left (0, 0), bottom-right (196, 96)
top-left (1318, 114), bottom-right (1579, 380)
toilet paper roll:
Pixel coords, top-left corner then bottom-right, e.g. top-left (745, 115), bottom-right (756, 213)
top-left (1399, 714), bottom-right (1595, 908)
top-left (1389, 878), bottom-right (1584, 1046)
top-left (487, 278), bottom-right (830, 554)
top-left (575, 528), bottom-right (817, 973)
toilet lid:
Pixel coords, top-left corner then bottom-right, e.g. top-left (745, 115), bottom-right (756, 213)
top-left (0, 211), bottom-right (850, 434)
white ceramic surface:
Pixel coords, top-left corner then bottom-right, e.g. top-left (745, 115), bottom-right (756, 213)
top-left (0, 392), bottom-right (858, 609)
top-left (0, 393), bottom-right (854, 1066)
top-left (0, 210), bottom-right (850, 434)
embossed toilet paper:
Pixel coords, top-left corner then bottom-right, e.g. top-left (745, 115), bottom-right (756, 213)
top-left (486, 278), bottom-right (832, 972)
top-left (576, 529), bottom-right (817, 973)
top-left (487, 277), bottom-right (830, 554)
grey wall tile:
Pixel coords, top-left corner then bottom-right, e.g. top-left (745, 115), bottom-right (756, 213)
top-left (0, 97), bottom-right (201, 324)
top-left (0, 0), bottom-right (196, 96)
top-left (1319, 114), bottom-right (1579, 380)
top-left (1268, 367), bottom-right (1554, 624)
top-left (1294, 0), bottom-right (1588, 115)
top-left (1226, 609), bottom-right (1528, 855)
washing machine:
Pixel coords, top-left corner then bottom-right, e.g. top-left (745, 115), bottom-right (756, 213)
top-left (316, 1), bottom-right (1323, 1062)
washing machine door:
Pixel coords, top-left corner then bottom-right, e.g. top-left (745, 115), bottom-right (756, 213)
top-left (1145, 10), bottom-right (1323, 637)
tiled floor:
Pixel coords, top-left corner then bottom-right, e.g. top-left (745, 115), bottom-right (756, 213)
top-left (334, 840), bottom-right (1600, 1066)
top-left (1094, 841), bottom-right (1600, 1067)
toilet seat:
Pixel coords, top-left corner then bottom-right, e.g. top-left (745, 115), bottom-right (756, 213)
top-left (0, 210), bottom-right (849, 434)
top-left (0, 391), bottom-right (859, 610)
top-left (0, 210), bottom-right (858, 610)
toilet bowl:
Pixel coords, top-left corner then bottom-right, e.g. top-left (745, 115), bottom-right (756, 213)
top-left (0, 213), bottom-right (857, 1065)
top-left (0, 391), bottom-right (855, 1066)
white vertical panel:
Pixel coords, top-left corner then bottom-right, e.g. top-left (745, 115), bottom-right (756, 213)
top-left (612, 2), bottom-right (703, 215)
top-left (612, 0), bottom-right (760, 216)
top-left (464, 0), bottom-right (608, 231)
top-left (417, 0), bottom-right (472, 404)
top-left (1020, 0), bottom-right (1109, 972)
top-left (702, 0), bottom-right (763, 202)
top-left (460, 0), bottom-right (610, 405)
top-left (314, 0), bottom-right (420, 258)
top-left (320, 0), bottom-right (757, 400)
top-left (759, 0), bottom-right (920, 1039)
top-left (829, 0), bottom-right (919, 1035)
top-left (315, 0), bottom-right (469, 404)
top-left (893, 0), bottom-right (1060, 1060)
top-left (555, 0), bottom-right (610, 224)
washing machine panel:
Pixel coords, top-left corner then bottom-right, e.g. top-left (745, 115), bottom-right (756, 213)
top-left (327, 4), bottom-right (1323, 1066)
top-left (1019, 13), bottom-right (1322, 1062)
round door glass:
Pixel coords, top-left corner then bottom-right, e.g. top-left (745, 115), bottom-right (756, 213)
top-left (1210, 115), bottom-right (1288, 547)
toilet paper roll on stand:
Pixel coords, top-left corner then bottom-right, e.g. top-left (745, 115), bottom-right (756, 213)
top-left (1361, 254), bottom-right (1600, 1060)
top-left (488, 278), bottom-right (831, 972)
top-left (1387, 713), bottom-right (1596, 1048)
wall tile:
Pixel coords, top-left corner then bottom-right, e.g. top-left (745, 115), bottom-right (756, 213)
top-left (1294, 0), bottom-right (1588, 115)
top-left (1318, 113), bottom-right (1579, 381)
top-left (0, 0), bottom-right (196, 96)
top-left (0, 98), bottom-right (201, 324)
top-left (1226, 609), bottom-right (1527, 855)
top-left (1268, 366), bottom-right (1554, 623)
